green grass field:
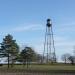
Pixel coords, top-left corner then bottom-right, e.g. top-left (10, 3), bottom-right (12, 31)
top-left (0, 64), bottom-right (75, 73)
top-left (13, 64), bottom-right (75, 70)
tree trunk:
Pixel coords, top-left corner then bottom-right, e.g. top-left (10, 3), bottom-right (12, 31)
top-left (8, 54), bottom-right (9, 68)
top-left (71, 60), bottom-right (74, 65)
top-left (65, 58), bottom-right (66, 64)
top-left (11, 60), bottom-right (14, 68)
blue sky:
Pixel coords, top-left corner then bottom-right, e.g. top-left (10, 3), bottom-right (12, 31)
top-left (0, 0), bottom-right (75, 61)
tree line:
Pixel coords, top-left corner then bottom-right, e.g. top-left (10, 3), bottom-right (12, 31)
top-left (61, 53), bottom-right (75, 65)
top-left (0, 34), bottom-right (42, 68)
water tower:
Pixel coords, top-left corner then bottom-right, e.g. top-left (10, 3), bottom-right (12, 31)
top-left (43, 19), bottom-right (56, 63)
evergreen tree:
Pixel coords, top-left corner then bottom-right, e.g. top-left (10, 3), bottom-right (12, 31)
top-left (0, 34), bottom-right (19, 68)
top-left (20, 46), bottom-right (36, 67)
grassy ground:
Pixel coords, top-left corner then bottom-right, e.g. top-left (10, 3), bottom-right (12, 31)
top-left (13, 64), bottom-right (75, 70)
top-left (0, 64), bottom-right (75, 73)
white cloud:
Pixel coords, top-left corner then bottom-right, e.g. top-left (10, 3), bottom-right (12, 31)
top-left (12, 24), bottom-right (45, 32)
